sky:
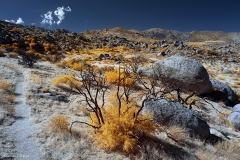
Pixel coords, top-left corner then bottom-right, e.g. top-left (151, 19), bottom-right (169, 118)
top-left (1, 0), bottom-right (240, 33)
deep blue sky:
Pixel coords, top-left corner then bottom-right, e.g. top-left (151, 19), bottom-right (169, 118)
top-left (1, 0), bottom-right (240, 33)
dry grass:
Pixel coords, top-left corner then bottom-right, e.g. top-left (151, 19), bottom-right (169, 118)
top-left (7, 92), bottom-right (15, 103)
top-left (236, 92), bottom-right (240, 101)
top-left (214, 140), bottom-right (240, 159)
top-left (5, 105), bottom-right (15, 115)
top-left (0, 48), bottom-right (6, 56)
top-left (217, 77), bottom-right (225, 81)
top-left (233, 81), bottom-right (240, 86)
top-left (8, 51), bottom-right (19, 58)
top-left (48, 115), bottom-right (69, 132)
top-left (30, 74), bottom-right (41, 83)
top-left (0, 79), bottom-right (11, 90)
top-left (196, 150), bottom-right (217, 160)
top-left (68, 46), bottom-right (130, 57)
top-left (217, 113), bottom-right (228, 125)
top-left (167, 125), bottom-right (189, 142)
top-left (41, 88), bottom-right (50, 93)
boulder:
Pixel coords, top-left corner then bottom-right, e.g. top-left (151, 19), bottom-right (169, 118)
top-left (228, 104), bottom-right (240, 131)
top-left (210, 80), bottom-right (237, 105)
top-left (232, 104), bottom-right (240, 112)
top-left (153, 55), bottom-right (212, 95)
top-left (136, 66), bottom-right (154, 78)
top-left (143, 98), bottom-right (210, 139)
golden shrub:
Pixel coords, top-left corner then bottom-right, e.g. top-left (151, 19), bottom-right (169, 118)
top-left (49, 115), bottom-right (69, 132)
top-left (167, 125), bottom-right (189, 142)
top-left (0, 48), bottom-right (6, 56)
top-left (105, 70), bottom-right (134, 86)
top-left (8, 52), bottom-right (18, 58)
top-left (89, 92), bottom-right (158, 153)
top-left (0, 79), bottom-right (11, 90)
top-left (7, 92), bottom-right (15, 103)
top-left (64, 59), bottom-right (90, 71)
top-left (51, 74), bottom-right (82, 90)
top-left (30, 74), bottom-right (41, 83)
top-left (41, 88), bottom-right (50, 93)
top-left (5, 105), bottom-right (15, 115)
top-left (164, 93), bottom-right (176, 101)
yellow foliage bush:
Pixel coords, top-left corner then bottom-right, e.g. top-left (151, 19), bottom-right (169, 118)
top-left (8, 52), bottom-right (18, 58)
top-left (0, 79), bottom-right (11, 90)
top-left (164, 93), bottom-right (176, 101)
top-left (51, 74), bottom-right (82, 90)
top-left (64, 59), bottom-right (90, 71)
top-left (49, 115), bottom-right (69, 132)
top-left (105, 70), bottom-right (134, 86)
top-left (7, 93), bottom-right (15, 103)
top-left (89, 92), bottom-right (157, 153)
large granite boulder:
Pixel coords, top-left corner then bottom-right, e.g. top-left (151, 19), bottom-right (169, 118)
top-left (143, 98), bottom-right (210, 139)
top-left (136, 66), bottom-right (154, 78)
top-left (153, 55), bottom-right (212, 95)
top-left (228, 104), bottom-right (240, 131)
top-left (210, 80), bottom-right (237, 106)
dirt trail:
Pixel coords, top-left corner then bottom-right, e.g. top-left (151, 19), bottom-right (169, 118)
top-left (1, 68), bottom-right (44, 160)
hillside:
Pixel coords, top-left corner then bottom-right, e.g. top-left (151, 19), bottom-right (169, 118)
top-left (1, 21), bottom-right (240, 159)
top-left (141, 28), bottom-right (240, 42)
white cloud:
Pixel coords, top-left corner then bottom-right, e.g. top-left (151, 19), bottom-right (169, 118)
top-left (41, 6), bottom-right (71, 26)
top-left (5, 19), bottom-right (15, 23)
top-left (41, 11), bottom-right (54, 25)
top-left (5, 17), bottom-right (24, 24)
top-left (16, 17), bottom-right (24, 24)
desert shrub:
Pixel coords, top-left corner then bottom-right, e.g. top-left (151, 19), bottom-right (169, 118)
top-left (105, 69), bottom-right (135, 86)
top-left (214, 140), bottom-right (240, 159)
top-left (49, 115), bottom-right (69, 132)
top-left (41, 88), bottom-right (50, 93)
top-left (5, 105), bottom-right (15, 115)
top-left (205, 49), bottom-right (218, 55)
top-left (8, 52), bottom-right (18, 58)
top-left (51, 74), bottom-right (82, 90)
top-left (164, 93), bottom-right (176, 101)
top-left (64, 59), bottom-right (90, 71)
top-left (167, 125), bottom-right (189, 142)
top-left (17, 49), bottom-right (38, 68)
top-left (89, 92), bottom-right (158, 153)
top-left (0, 48), bottom-right (6, 57)
top-left (0, 79), bottom-right (11, 90)
top-left (30, 74), bottom-right (41, 83)
top-left (7, 93), bottom-right (15, 103)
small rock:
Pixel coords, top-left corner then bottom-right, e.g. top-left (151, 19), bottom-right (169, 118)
top-left (228, 57), bottom-right (234, 62)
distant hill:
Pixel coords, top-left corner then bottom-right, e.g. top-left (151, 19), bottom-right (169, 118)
top-left (141, 28), bottom-right (240, 42)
